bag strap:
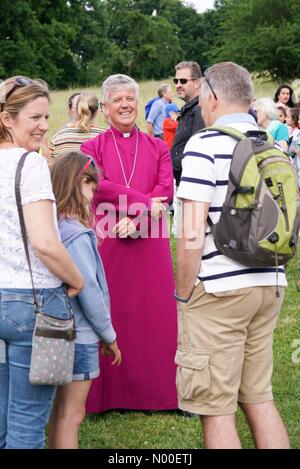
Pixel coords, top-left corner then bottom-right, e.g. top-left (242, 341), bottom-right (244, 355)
top-left (15, 152), bottom-right (74, 319)
top-left (15, 152), bottom-right (40, 311)
top-left (197, 125), bottom-right (273, 144)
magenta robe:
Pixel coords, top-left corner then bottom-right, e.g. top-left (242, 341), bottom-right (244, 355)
top-left (81, 126), bottom-right (178, 412)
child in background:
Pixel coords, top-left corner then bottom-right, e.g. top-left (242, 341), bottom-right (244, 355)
top-left (277, 105), bottom-right (287, 124)
top-left (48, 152), bottom-right (121, 448)
top-left (286, 107), bottom-right (300, 139)
top-left (289, 122), bottom-right (300, 189)
top-left (163, 103), bottom-right (180, 150)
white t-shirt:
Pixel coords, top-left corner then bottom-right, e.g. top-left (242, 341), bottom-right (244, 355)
top-left (0, 148), bottom-right (62, 288)
top-left (177, 115), bottom-right (288, 293)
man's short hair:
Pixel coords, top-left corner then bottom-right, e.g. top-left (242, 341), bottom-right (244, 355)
top-left (201, 62), bottom-right (253, 106)
top-left (157, 84), bottom-right (171, 97)
top-left (175, 61), bottom-right (202, 79)
top-left (102, 74), bottom-right (139, 103)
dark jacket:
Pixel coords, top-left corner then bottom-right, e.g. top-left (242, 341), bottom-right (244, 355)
top-left (171, 96), bottom-right (205, 186)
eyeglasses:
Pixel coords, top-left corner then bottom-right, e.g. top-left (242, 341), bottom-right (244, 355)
top-left (1, 77), bottom-right (33, 111)
top-left (173, 78), bottom-right (197, 85)
top-left (78, 156), bottom-right (96, 177)
top-left (203, 69), bottom-right (217, 101)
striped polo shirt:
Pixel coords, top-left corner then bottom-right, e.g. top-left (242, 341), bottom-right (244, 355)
top-left (177, 113), bottom-right (287, 293)
top-left (50, 125), bottom-right (105, 159)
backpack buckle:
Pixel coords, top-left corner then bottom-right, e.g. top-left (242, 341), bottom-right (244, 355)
top-left (236, 185), bottom-right (255, 194)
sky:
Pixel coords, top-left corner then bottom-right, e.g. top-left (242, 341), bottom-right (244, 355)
top-left (184, 0), bottom-right (215, 13)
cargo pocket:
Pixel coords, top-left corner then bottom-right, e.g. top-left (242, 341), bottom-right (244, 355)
top-left (175, 348), bottom-right (210, 401)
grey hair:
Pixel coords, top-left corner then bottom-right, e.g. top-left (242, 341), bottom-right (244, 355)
top-left (254, 97), bottom-right (279, 121)
top-left (102, 74), bottom-right (139, 103)
top-left (201, 62), bottom-right (254, 106)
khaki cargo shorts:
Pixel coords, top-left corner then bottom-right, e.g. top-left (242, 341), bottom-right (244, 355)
top-left (176, 283), bottom-right (284, 415)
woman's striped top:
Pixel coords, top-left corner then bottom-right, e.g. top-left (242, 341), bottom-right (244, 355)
top-left (49, 125), bottom-right (106, 159)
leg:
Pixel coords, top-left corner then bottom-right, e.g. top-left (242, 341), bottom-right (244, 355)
top-left (0, 354), bottom-right (9, 449)
top-left (238, 287), bottom-right (289, 448)
top-left (6, 342), bottom-right (56, 449)
top-left (240, 401), bottom-right (290, 449)
top-left (200, 414), bottom-right (242, 449)
top-left (176, 285), bottom-right (258, 448)
top-left (48, 380), bottom-right (92, 449)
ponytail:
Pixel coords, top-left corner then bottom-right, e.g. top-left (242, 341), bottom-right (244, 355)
top-left (76, 93), bottom-right (99, 132)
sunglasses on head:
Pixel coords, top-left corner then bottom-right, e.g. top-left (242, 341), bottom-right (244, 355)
top-left (5, 77), bottom-right (32, 100)
top-left (203, 69), bottom-right (218, 101)
top-left (1, 77), bottom-right (33, 111)
top-left (173, 78), bottom-right (197, 85)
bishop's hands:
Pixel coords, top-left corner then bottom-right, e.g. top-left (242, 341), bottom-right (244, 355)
top-left (112, 196), bottom-right (169, 237)
top-left (150, 196), bottom-right (168, 219)
top-left (113, 217), bottom-right (137, 238)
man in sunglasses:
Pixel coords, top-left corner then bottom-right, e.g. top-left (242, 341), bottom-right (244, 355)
top-left (171, 61), bottom-right (204, 188)
top-left (175, 62), bottom-right (290, 449)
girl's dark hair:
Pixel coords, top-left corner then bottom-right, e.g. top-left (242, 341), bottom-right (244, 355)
top-left (287, 107), bottom-right (300, 127)
top-left (51, 151), bottom-right (98, 227)
top-left (276, 105), bottom-right (287, 117)
top-left (274, 84), bottom-right (295, 108)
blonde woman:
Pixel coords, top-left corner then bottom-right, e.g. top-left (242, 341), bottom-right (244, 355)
top-left (49, 93), bottom-right (105, 159)
top-left (0, 76), bottom-right (83, 448)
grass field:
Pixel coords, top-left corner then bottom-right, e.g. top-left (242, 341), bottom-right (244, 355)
top-left (48, 76), bottom-right (300, 138)
top-left (48, 77), bottom-right (300, 449)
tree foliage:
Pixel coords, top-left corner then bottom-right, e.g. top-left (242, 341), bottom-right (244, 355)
top-left (0, 0), bottom-right (299, 88)
top-left (209, 0), bottom-right (300, 81)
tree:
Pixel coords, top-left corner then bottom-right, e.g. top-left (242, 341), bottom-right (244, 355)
top-left (208, 0), bottom-right (300, 81)
top-left (103, 0), bottom-right (181, 79)
top-left (0, 0), bottom-right (77, 88)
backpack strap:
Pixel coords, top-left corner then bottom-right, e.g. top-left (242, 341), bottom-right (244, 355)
top-left (198, 125), bottom-right (273, 144)
top-left (203, 125), bottom-right (270, 229)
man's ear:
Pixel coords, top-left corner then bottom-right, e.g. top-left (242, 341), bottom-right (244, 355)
top-left (194, 79), bottom-right (201, 91)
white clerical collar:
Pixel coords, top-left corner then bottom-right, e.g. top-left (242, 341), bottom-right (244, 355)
top-left (123, 132), bottom-right (131, 138)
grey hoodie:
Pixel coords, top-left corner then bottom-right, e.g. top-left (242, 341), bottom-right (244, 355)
top-left (59, 218), bottom-right (116, 344)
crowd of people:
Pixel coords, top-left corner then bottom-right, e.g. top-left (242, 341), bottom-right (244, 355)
top-left (0, 61), bottom-right (299, 449)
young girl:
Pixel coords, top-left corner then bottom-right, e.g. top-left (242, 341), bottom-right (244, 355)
top-left (48, 151), bottom-right (121, 449)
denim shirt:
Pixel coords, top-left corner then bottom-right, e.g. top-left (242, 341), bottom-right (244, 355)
top-left (59, 218), bottom-right (116, 345)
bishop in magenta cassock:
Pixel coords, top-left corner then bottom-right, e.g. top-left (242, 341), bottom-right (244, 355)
top-left (81, 74), bottom-right (178, 412)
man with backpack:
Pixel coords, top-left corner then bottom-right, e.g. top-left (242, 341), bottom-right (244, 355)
top-left (175, 62), bottom-right (297, 449)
